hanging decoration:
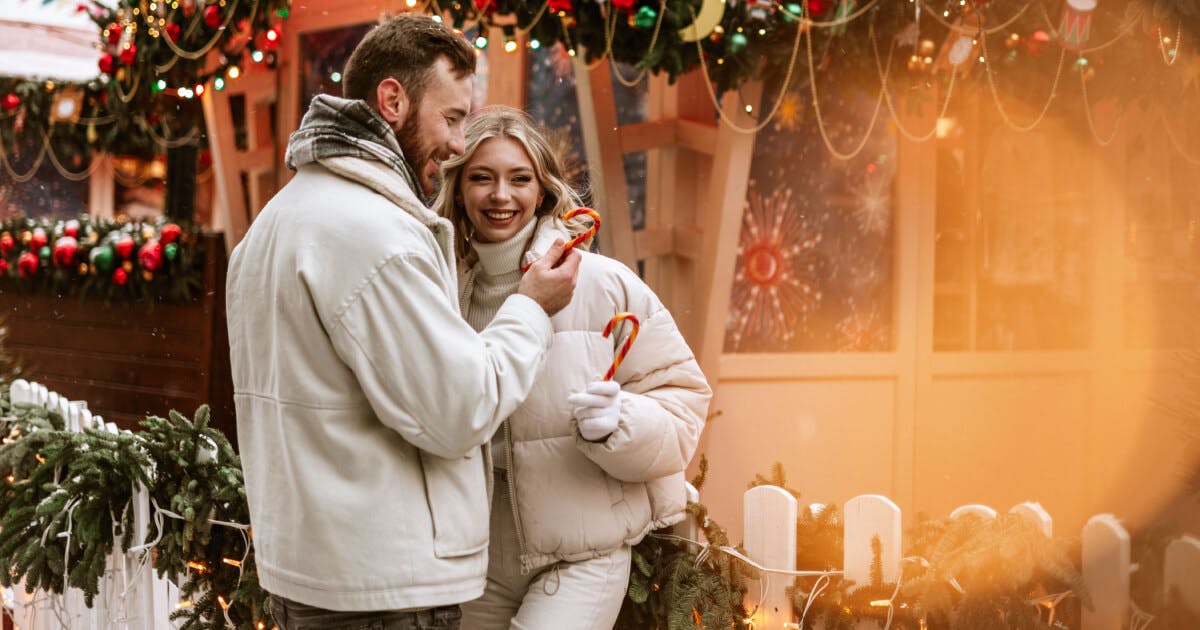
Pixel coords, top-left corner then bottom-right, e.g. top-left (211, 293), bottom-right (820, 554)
top-left (0, 216), bottom-right (202, 303)
top-left (1058, 0), bottom-right (1098, 51)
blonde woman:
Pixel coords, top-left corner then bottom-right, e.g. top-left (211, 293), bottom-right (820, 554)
top-left (433, 106), bottom-right (710, 629)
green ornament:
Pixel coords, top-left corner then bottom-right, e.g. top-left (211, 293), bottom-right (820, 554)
top-left (164, 242), bottom-right (179, 261)
top-left (783, 3), bottom-right (802, 23)
top-left (89, 245), bottom-right (116, 272)
top-left (634, 5), bottom-right (658, 29)
top-left (728, 32), bottom-right (749, 54)
top-left (38, 245), bottom-right (51, 261)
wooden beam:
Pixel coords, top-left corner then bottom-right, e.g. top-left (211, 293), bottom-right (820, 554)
top-left (694, 82), bottom-right (762, 386)
top-left (485, 25), bottom-right (527, 108)
top-left (573, 54), bottom-right (637, 268)
top-left (633, 226), bottom-right (673, 258)
top-left (619, 119), bottom-right (676, 153)
top-left (676, 119), bottom-right (717, 155)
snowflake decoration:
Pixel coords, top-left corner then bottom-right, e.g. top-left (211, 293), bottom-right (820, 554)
top-left (726, 188), bottom-right (822, 351)
top-left (773, 90), bottom-right (804, 133)
top-left (836, 309), bottom-right (888, 351)
top-left (852, 170), bottom-right (891, 235)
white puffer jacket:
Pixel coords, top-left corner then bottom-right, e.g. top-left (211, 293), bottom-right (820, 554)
top-left (458, 217), bottom-right (711, 571)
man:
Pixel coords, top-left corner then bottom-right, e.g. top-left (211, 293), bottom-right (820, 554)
top-left (225, 14), bottom-right (582, 629)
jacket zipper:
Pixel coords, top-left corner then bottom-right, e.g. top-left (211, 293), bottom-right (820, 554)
top-left (503, 419), bottom-right (534, 574)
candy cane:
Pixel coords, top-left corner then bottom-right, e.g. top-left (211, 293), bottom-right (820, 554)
top-left (602, 312), bottom-right (640, 381)
top-left (522, 207), bottom-right (601, 272)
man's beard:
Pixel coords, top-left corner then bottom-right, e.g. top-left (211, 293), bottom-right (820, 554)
top-left (395, 111), bottom-right (438, 197)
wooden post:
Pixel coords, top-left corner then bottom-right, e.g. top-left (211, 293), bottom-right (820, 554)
top-left (1164, 535), bottom-right (1200, 618)
top-left (743, 485), bottom-right (797, 628)
top-left (1010, 502), bottom-right (1053, 537)
top-left (1081, 514), bottom-right (1130, 630)
top-left (948, 504), bottom-right (997, 521)
top-left (844, 494), bottom-right (902, 586)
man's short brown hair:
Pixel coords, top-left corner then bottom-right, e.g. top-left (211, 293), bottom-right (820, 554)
top-left (342, 14), bottom-right (475, 107)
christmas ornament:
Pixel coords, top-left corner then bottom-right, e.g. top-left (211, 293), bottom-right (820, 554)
top-left (204, 4), bottom-right (223, 28)
top-left (99, 53), bottom-right (114, 74)
top-left (17, 252), bottom-right (39, 278)
top-left (89, 245), bottom-right (116, 273)
top-left (747, 0), bottom-right (774, 21)
top-left (548, 0), bottom-right (572, 13)
top-left (633, 6), bottom-right (658, 29)
top-left (612, 0), bottom-right (635, 12)
top-left (165, 22), bottom-right (181, 41)
top-left (164, 242), bottom-right (179, 261)
top-left (1027, 29), bottom-right (1051, 56)
top-left (831, 0), bottom-right (857, 36)
top-left (19, 230), bottom-right (31, 245)
top-left (782, 3), bottom-right (803, 24)
top-left (38, 246), bottom-right (51, 262)
top-left (679, 0), bottom-right (725, 42)
top-left (474, 0), bottom-right (496, 13)
top-left (728, 32), bottom-right (749, 54)
top-left (63, 220), bottom-right (80, 239)
top-left (1057, 0), bottom-right (1097, 51)
top-left (120, 44), bottom-right (137, 66)
top-left (29, 229), bottom-right (47, 251)
top-left (142, 270), bottom-right (154, 282)
top-left (0, 233), bottom-right (13, 255)
top-left (107, 23), bottom-right (122, 44)
top-left (112, 267), bottom-right (128, 286)
top-left (78, 263), bottom-right (89, 275)
top-left (52, 237), bottom-right (79, 268)
top-left (0, 259), bottom-right (7, 274)
top-left (1, 93), bottom-right (18, 112)
top-left (160, 223), bottom-right (182, 244)
top-left (139, 239), bottom-right (163, 272)
top-left (114, 236), bottom-right (135, 259)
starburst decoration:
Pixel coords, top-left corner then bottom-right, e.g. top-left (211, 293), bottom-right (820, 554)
top-left (726, 188), bottom-right (822, 351)
top-left (836, 309), bottom-right (888, 351)
top-left (852, 170), bottom-right (891, 234)
top-left (773, 90), bottom-right (805, 132)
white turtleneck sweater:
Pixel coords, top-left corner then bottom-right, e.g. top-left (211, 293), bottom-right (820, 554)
top-left (465, 219), bottom-right (538, 469)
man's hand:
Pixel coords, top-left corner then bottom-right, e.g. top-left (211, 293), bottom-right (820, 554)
top-left (518, 239), bottom-right (581, 316)
top-left (568, 381), bottom-right (621, 442)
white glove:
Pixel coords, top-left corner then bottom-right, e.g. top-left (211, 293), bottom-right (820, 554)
top-left (568, 380), bottom-right (622, 442)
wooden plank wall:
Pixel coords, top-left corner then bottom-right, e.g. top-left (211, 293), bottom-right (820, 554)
top-left (1, 234), bottom-right (235, 440)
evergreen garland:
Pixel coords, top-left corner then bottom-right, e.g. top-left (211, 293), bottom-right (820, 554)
top-left (617, 456), bottom-right (756, 629)
top-left (0, 215), bottom-right (204, 303)
top-left (0, 401), bottom-right (267, 629)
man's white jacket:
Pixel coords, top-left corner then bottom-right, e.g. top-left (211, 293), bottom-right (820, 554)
top-left (226, 155), bottom-right (552, 611)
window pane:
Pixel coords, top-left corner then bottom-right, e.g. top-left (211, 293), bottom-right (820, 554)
top-left (724, 84), bottom-right (895, 353)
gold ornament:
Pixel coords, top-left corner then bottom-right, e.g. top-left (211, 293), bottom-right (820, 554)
top-left (78, 263), bottom-right (89, 275)
top-left (123, 261), bottom-right (134, 272)
top-left (20, 230), bottom-right (31, 244)
top-left (141, 226), bottom-right (155, 241)
top-left (142, 270), bottom-right (154, 282)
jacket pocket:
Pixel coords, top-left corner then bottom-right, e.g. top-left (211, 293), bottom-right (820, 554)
top-left (419, 448), bottom-right (490, 558)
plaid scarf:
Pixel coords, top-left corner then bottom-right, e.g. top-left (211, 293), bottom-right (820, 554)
top-left (284, 94), bottom-right (424, 201)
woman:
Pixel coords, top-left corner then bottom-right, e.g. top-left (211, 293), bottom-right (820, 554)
top-left (434, 106), bottom-right (710, 629)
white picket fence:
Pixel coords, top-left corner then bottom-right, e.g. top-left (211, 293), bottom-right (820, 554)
top-left (5, 379), bottom-right (181, 630)
top-left (707, 486), bottom-right (1200, 629)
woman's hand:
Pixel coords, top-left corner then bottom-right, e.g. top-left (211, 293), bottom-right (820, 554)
top-left (568, 381), bottom-right (622, 442)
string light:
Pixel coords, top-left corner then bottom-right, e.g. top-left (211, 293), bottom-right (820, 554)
top-left (214, 77), bottom-right (225, 91)
top-left (529, 38), bottom-right (541, 49)
top-left (194, 84), bottom-right (204, 96)
top-left (474, 35), bottom-right (488, 49)
top-left (222, 557), bottom-right (243, 568)
top-left (227, 65), bottom-right (241, 79)
top-left (330, 71), bottom-right (342, 83)
top-left (251, 50), bottom-right (265, 63)
top-left (504, 39), bottom-right (518, 53)
top-left (406, 0), bottom-right (418, 6)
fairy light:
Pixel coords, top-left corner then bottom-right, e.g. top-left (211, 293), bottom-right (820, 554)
top-left (217, 595), bottom-right (229, 611)
top-left (194, 83), bottom-right (204, 96)
top-left (251, 50), bottom-right (265, 63)
top-left (474, 35), bottom-right (488, 49)
top-left (529, 38), bottom-right (541, 49)
top-left (431, 14), bottom-right (443, 23)
top-left (266, 28), bottom-right (277, 42)
top-left (186, 561), bottom-right (208, 573)
top-left (222, 557), bottom-right (242, 568)
top-left (214, 77), bottom-right (225, 91)
top-left (330, 71), bottom-right (342, 83)
top-left (504, 39), bottom-right (518, 53)
top-left (406, 0), bottom-right (417, 6)
top-left (177, 600), bottom-right (193, 609)
top-left (227, 65), bottom-right (241, 79)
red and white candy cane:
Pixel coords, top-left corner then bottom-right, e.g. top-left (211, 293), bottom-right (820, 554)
top-left (521, 207), bottom-right (601, 272)
top-left (601, 312), bottom-right (640, 381)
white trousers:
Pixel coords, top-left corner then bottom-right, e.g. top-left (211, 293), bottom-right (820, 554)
top-left (461, 474), bottom-right (632, 630)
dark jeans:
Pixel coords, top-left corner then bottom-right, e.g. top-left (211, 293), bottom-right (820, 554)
top-left (271, 596), bottom-right (462, 630)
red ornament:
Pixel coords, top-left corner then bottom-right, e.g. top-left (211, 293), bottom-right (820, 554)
top-left (474, 0), bottom-right (496, 12)
top-left (611, 0), bottom-right (635, 11)
top-left (139, 239), bottom-right (163, 272)
top-left (99, 53), bottom-right (114, 74)
top-left (52, 237), bottom-right (79, 268)
top-left (63, 220), bottom-right (80, 238)
top-left (29, 228), bottom-right (47, 251)
top-left (1, 93), bottom-right (18, 112)
top-left (120, 45), bottom-right (137, 65)
top-left (0, 259), bottom-right (7, 274)
top-left (1026, 29), bottom-right (1051, 56)
top-left (112, 267), bottom-right (128, 286)
top-left (114, 235), bottom-right (135, 259)
top-left (807, 0), bottom-right (831, 15)
top-left (160, 223), bottom-right (183, 245)
top-left (204, 4), bottom-right (222, 28)
top-left (165, 23), bottom-right (181, 41)
top-left (17, 252), bottom-right (39, 278)
top-left (548, 0), bottom-right (572, 12)
top-left (0, 233), bottom-right (13, 255)
top-left (107, 23), bottom-right (122, 44)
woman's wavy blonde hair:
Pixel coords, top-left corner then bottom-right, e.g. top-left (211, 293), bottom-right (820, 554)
top-left (434, 106), bottom-right (592, 260)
